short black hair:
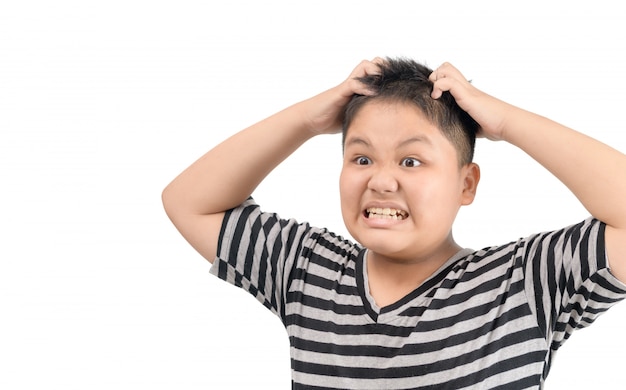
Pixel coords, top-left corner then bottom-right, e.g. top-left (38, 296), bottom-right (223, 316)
top-left (342, 57), bottom-right (478, 166)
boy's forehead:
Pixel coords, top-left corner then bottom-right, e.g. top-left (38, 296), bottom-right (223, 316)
top-left (345, 101), bottom-right (445, 142)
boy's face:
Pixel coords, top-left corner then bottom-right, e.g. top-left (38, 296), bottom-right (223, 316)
top-left (339, 100), bottom-right (479, 263)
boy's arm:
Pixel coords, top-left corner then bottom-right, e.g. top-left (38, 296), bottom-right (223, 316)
top-left (162, 59), bottom-right (381, 262)
top-left (430, 63), bottom-right (626, 282)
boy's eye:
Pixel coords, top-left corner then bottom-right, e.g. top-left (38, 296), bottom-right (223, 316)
top-left (355, 156), bottom-right (372, 165)
top-left (401, 157), bottom-right (421, 168)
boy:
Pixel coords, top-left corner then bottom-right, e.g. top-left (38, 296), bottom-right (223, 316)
top-left (162, 57), bottom-right (626, 389)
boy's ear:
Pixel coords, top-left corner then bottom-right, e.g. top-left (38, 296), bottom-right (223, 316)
top-left (460, 163), bottom-right (480, 206)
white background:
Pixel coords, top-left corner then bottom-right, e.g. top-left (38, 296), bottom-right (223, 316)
top-left (2, 1), bottom-right (626, 388)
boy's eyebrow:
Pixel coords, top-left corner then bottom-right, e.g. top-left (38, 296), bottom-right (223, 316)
top-left (344, 136), bottom-right (371, 148)
top-left (398, 136), bottom-right (432, 147)
top-left (344, 135), bottom-right (432, 148)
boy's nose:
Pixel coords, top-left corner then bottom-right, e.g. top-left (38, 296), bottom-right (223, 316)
top-left (367, 167), bottom-right (399, 193)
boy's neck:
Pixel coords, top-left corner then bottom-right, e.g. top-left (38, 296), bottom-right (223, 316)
top-left (366, 240), bottom-right (462, 308)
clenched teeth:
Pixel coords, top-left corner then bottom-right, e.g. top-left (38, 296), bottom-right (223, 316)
top-left (365, 207), bottom-right (408, 220)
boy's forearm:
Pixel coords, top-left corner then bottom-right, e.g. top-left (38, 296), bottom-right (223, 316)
top-left (163, 101), bottom-right (316, 216)
top-left (162, 59), bottom-right (381, 221)
top-left (428, 63), bottom-right (626, 228)
top-left (502, 104), bottom-right (626, 229)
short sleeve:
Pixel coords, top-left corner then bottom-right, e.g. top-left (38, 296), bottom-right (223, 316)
top-left (209, 198), bottom-right (313, 321)
top-left (521, 218), bottom-right (626, 350)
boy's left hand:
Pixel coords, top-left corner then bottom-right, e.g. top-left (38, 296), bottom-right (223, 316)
top-left (429, 62), bottom-right (511, 142)
top-left (430, 63), bottom-right (626, 284)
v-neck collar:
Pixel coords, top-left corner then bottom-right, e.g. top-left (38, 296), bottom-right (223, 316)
top-left (356, 248), bottom-right (474, 323)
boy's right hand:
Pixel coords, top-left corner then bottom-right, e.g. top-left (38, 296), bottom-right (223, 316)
top-left (162, 58), bottom-right (383, 263)
top-left (299, 58), bottom-right (383, 135)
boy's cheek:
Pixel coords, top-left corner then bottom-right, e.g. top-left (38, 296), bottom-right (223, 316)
top-left (339, 175), bottom-right (363, 218)
top-left (339, 172), bottom-right (365, 202)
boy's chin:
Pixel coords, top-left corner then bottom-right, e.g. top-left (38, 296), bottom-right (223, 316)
top-left (352, 231), bottom-right (407, 253)
top-left (358, 233), bottom-right (456, 265)
top-left (358, 238), bottom-right (414, 263)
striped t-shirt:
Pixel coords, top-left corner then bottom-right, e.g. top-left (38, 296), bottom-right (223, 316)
top-left (210, 199), bottom-right (626, 389)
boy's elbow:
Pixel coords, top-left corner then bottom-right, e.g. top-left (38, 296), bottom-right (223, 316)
top-left (161, 183), bottom-right (224, 263)
top-left (161, 185), bottom-right (171, 212)
top-left (161, 185), bottom-right (190, 244)
top-left (161, 183), bottom-right (179, 220)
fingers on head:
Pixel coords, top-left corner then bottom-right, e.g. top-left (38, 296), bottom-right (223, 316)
top-left (371, 56), bottom-right (387, 66)
top-left (429, 62), bottom-right (458, 81)
top-left (349, 59), bottom-right (379, 79)
top-left (363, 57), bottom-right (384, 76)
top-left (346, 58), bottom-right (382, 95)
top-left (349, 78), bottom-right (376, 96)
top-left (431, 87), bottom-right (443, 99)
top-left (428, 70), bottom-right (438, 82)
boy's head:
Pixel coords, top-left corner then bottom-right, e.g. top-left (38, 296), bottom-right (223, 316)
top-left (342, 57), bottom-right (478, 166)
top-left (338, 57), bottom-right (480, 265)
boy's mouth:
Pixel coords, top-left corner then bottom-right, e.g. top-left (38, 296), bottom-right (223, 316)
top-left (365, 207), bottom-right (408, 220)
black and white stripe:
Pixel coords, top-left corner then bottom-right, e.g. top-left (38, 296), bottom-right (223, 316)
top-left (211, 199), bottom-right (626, 389)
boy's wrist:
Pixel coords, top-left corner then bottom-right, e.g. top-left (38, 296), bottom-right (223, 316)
top-left (296, 88), bottom-right (346, 136)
